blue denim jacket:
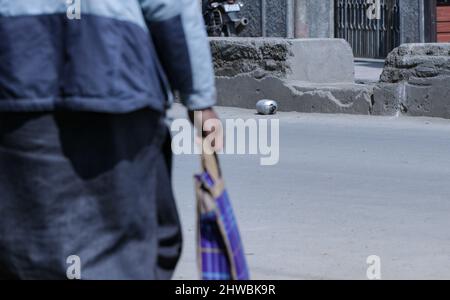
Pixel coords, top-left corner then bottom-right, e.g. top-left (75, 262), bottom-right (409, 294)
top-left (0, 0), bottom-right (216, 112)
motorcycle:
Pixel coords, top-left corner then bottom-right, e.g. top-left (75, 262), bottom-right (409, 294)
top-left (202, 0), bottom-right (249, 37)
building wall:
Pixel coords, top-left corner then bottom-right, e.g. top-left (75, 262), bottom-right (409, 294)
top-left (399, 0), bottom-right (424, 43)
top-left (294, 0), bottom-right (334, 38)
top-left (206, 0), bottom-right (428, 51)
top-left (238, 0), bottom-right (332, 38)
top-left (239, 0), bottom-right (287, 37)
top-left (236, 0), bottom-right (428, 41)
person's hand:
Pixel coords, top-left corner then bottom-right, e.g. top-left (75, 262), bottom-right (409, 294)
top-left (188, 108), bottom-right (223, 152)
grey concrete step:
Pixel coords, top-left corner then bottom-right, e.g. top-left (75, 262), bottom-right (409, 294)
top-left (216, 76), bottom-right (376, 115)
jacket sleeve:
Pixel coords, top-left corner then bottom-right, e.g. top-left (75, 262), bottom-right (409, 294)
top-left (140, 0), bottom-right (217, 110)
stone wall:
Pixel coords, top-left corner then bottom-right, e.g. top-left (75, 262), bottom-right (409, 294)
top-left (209, 38), bottom-right (450, 119)
top-left (210, 37), bottom-right (355, 83)
top-left (381, 44), bottom-right (450, 82)
top-left (376, 43), bottom-right (450, 118)
top-left (210, 38), bottom-right (292, 79)
top-left (209, 38), bottom-right (377, 115)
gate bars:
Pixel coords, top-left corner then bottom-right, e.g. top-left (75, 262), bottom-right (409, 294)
top-left (335, 0), bottom-right (400, 58)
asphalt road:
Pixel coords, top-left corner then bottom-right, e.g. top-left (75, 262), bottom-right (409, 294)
top-left (168, 104), bottom-right (450, 280)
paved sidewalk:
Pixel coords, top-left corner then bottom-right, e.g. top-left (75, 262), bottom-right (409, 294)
top-left (354, 59), bottom-right (385, 83)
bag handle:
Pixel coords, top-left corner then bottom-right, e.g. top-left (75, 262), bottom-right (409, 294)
top-left (201, 144), bottom-right (221, 182)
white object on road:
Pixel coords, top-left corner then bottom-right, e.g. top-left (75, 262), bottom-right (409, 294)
top-left (256, 99), bottom-right (278, 115)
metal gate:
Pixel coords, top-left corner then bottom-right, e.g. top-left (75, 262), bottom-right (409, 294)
top-left (335, 0), bottom-right (400, 59)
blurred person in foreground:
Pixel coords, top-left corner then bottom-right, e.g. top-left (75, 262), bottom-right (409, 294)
top-left (0, 0), bottom-right (219, 279)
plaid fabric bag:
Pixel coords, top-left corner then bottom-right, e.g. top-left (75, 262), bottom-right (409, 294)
top-left (195, 152), bottom-right (250, 280)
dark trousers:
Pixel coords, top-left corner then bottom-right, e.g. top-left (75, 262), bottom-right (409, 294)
top-left (0, 109), bottom-right (182, 279)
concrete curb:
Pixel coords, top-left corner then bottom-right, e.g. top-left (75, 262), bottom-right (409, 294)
top-left (210, 39), bottom-right (450, 119)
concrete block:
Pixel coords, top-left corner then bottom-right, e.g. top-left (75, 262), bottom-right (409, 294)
top-left (210, 37), bottom-right (374, 114)
top-left (210, 37), bottom-right (355, 84)
top-left (378, 43), bottom-right (450, 119)
top-left (210, 39), bottom-right (450, 119)
top-left (372, 83), bottom-right (401, 116)
top-left (215, 76), bottom-right (374, 114)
